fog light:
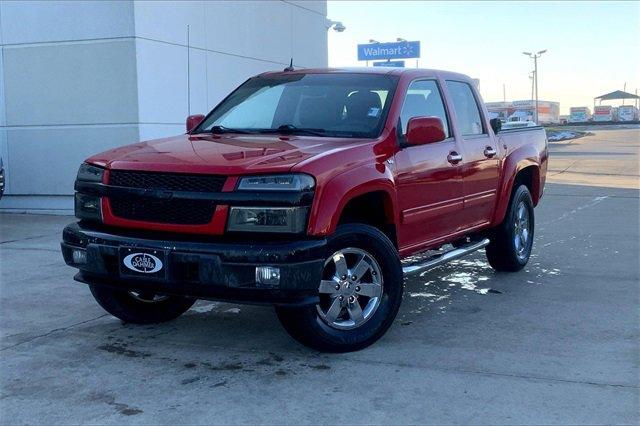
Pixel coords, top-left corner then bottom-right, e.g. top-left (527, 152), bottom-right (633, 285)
top-left (255, 266), bottom-right (280, 287)
top-left (72, 248), bottom-right (87, 264)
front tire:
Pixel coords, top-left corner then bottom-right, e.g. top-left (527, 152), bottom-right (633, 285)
top-left (89, 285), bottom-right (196, 324)
top-left (276, 224), bottom-right (403, 353)
top-left (486, 184), bottom-right (535, 271)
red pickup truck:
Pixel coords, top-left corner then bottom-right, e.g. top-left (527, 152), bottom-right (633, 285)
top-left (62, 68), bottom-right (547, 352)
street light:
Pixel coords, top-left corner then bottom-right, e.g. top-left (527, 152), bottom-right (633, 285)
top-left (325, 20), bottom-right (346, 32)
top-left (523, 50), bottom-right (547, 124)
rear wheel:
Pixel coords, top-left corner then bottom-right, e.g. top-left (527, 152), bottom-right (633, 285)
top-left (89, 285), bottom-right (196, 324)
top-left (276, 224), bottom-right (403, 352)
top-left (486, 184), bottom-right (535, 271)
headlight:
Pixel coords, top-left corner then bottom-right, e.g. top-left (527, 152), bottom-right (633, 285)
top-left (227, 207), bottom-right (308, 233)
top-left (77, 163), bottom-right (104, 183)
top-left (237, 174), bottom-right (314, 191)
top-left (75, 163), bottom-right (104, 221)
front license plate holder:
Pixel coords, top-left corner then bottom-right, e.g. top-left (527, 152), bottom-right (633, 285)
top-left (119, 247), bottom-right (168, 281)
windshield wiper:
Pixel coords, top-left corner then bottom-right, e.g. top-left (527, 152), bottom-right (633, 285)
top-left (260, 124), bottom-right (328, 137)
top-left (206, 125), bottom-right (255, 134)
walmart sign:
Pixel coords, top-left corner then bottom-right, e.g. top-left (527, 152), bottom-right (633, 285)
top-left (358, 41), bottom-right (420, 61)
top-left (373, 60), bottom-right (405, 68)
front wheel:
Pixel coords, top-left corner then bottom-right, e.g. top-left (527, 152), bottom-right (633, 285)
top-left (276, 224), bottom-right (403, 353)
top-left (89, 285), bottom-right (196, 324)
top-left (486, 184), bottom-right (535, 271)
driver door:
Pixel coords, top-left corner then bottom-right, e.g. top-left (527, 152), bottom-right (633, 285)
top-left (394, 79), bottom-right (466, 253)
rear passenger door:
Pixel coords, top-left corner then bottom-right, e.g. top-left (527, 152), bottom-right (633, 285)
top-left (394, 80), bottom-right (466, 252)
top-left (445, 80), bottom-right (500, 228)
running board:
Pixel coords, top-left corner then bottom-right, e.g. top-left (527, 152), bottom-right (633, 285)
top-left (402, 238), bottom-right (490, 275)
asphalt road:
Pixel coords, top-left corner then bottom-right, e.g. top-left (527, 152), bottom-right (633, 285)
top-left (546, 126), bottom-right (639, 189)
top-left (1, 128), bottom-right (638, 424)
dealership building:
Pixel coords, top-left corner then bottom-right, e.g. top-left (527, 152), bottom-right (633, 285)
top-left (486, 100), bottom-right (560, 124)
top-left (0, 1), bottom-right (328, 213)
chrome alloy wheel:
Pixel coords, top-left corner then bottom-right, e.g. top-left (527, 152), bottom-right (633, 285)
top-left (316, 248), bottom-right (383, 330)
top-left (513, 201), bottom-right (531, 261)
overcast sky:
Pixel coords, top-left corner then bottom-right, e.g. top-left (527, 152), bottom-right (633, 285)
top-left (327, 1), bottom-right (640, 114)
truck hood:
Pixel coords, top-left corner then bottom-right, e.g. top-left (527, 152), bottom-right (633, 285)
top-left (87, 133), bottom-right (367, 175)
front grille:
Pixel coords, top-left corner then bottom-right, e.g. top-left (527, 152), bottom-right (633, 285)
top-left (109, 170), bottom-right (225, 193)
top-left (108, 170), bottom-right (225, 225)
top-left (110, 198), bottom-right (215, 225)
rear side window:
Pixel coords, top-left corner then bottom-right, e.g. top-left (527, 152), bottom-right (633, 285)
top-left (446, 81), bottom-right (484, 136)
top-left (400, 80), bottom-right (450, 137)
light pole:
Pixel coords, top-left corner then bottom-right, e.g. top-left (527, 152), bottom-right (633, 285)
top-left (523, 50), bottom-right (547, 124)
top-left (529, 70), bottom-right (535, 106)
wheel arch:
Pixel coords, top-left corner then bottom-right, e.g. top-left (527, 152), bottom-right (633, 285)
top-left (307, 166), bottom-right (398, 246)
top-left (336, 190), bottom-right (398, 247)
top-left (513, 165), bottom-right (541, 204)
top-left (492, 148), bottom-right (542, 225)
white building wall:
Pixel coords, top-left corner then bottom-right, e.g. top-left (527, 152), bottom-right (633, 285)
top-left (0, 0), bottom-right (137, 213)
top-left (1, 37), bottom-right (7, 200)
top-left (132, 0), bottom-right (328, 141)
top-left (0, 0), bottom-right (327, 214)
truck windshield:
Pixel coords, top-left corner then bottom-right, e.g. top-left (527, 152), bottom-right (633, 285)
top-left (195, 73), bottom-right (399, 138)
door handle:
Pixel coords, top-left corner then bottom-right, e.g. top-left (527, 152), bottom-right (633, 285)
top-left (447, 152), bottom-right (463, 164)
top-left (484, 147), bottom-right (497, 158)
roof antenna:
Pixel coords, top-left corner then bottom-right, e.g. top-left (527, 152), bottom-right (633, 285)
top-left (284, 58), bottom-right (294, 72)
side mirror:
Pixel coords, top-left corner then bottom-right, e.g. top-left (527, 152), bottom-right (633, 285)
top-left (490, 117), bottom-right (502, 134)
top-left (186, 114), bottom-right (205, 133)
top-left (405, 117), bottom-right (446, 146)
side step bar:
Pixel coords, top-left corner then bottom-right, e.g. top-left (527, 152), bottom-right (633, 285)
top-left (402, 238), bottom-right (490, 275)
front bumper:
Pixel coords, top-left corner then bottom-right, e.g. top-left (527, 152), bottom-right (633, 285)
top-left (61, 222), bottom-right (327, 306)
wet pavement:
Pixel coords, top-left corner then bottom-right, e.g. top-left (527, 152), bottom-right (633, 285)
top-left (0, 129), bottom-right (638, 424)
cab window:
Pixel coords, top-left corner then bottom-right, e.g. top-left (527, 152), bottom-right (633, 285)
top-left (400, 80), bottom-right (449, 138)
top-left (197, 73), bottom-right (398, 139)
top-left (446, 80), bottom-right (485, 136)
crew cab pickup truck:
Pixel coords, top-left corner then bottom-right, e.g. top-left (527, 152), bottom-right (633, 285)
top-left (62, 68), bottom-right (547, 352)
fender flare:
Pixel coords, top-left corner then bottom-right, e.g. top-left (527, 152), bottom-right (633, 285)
top-left (307, 165), bottom-right (397, 236)
top-left (492, 145), bottom-right (541, 225)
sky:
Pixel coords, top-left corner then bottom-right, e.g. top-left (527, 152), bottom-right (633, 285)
top-left (327, 1), bottom-right (640, 114)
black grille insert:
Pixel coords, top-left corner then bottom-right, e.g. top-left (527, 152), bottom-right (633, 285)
top-left (110, 198), bottom-right (215, 225)
top-left (108, 170), bottom-right (225, 225)
top-left (109, 170), bottom-right (225, 193)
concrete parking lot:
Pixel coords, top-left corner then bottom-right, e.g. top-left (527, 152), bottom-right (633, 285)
top-left (1, 128), bottom-right (638, 424)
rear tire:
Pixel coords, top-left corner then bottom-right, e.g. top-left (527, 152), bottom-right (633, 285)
top-left (89, 285), bottom-right (196, 324)
top-left (486, 184), bottom-right (535, 272)
top-left (276, 224), bottom-right (403, 353)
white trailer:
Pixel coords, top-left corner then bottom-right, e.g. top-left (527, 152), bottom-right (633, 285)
top-left (569, 107), bottom-right (592, 123)
top-left (617, 105), bottom-right (638, 122)
top-left (593, 105), bottom-right (618, 122)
